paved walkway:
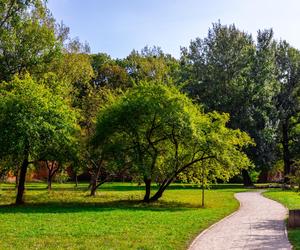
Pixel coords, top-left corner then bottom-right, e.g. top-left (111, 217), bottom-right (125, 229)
top-left (189, 191), bottom-right (292, 250)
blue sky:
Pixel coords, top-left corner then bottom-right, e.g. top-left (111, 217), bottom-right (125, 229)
top-left (48, 0), bottom-right (300, 59)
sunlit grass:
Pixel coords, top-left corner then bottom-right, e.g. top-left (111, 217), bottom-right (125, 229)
top-left (0, 182), bottom-right (244, 250)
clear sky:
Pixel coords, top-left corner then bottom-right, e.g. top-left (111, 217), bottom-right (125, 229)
top-left (48, 0), bottom-right (300, 59)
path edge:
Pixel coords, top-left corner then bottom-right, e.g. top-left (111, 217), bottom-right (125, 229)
top-left (188, 192), bottom-right (243, 250)
top-left (261, 191), bottom-right (291, 248)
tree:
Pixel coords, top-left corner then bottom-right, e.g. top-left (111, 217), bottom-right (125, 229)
top-left (0, 0), bottom-right (62, 82)
top-left (93, 83), bottom-right (253, 202)
top-left (91, 53), bottom-right (131, 89)
top-left (275, 41), bottom-right (300, 183)
top-left (80, 87), bottom-right (128, 196)
top-left (245, 29), bottom-right (280, 182)
top-left (181, 23), bottom-right (279, 185)
top-left (0, 75), bottom-right (79, 204)
top-left (0, 0), bottom-right (38, 29)
top-left (38, 135), bottom-right (78, 191)
top-left (122, 46), bottom-right (180, 85)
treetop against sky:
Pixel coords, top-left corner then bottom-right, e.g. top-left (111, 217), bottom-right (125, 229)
top-left (48, 0), bottom-right (300, 58)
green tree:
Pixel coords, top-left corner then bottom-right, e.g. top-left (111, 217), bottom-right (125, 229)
top-left (93, 83), bottom-right (253, 202)
top-left (0, 0), bottom-right (38, 29)
top-left (80, 87), bottom-right (128, 196)
top-left (245, 29), bottom-right (280, 182)
top-left (0, 75), bottom-right (79, 204)
top-left (91, 53), bottom-right (131, 89)
top-left (275, 41), bottom-right (300, 183)
top-left (38, 135), bottom-right (79, 191)
top-left (122, 46), bottom-right (180, 85)
top-left (0, 0), bottom-right (62, 81)
top-left (182, 23), bottom-right (279, 185)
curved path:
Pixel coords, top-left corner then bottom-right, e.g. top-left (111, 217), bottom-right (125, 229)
top-left (189, 191), bottom-right (292, 250)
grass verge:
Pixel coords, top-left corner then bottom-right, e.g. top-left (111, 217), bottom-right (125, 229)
top-left (264, 189), bottom-right (300, 250)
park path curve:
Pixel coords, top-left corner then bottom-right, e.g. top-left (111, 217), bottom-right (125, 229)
top-left (189, 191), bottom-right (292, 250)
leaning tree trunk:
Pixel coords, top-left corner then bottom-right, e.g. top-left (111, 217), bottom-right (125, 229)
top-left (282, 120), bottom-right (291, 185)
top-left (90, 180), bottom-right (97, 196)
top-left (90, 173), bottom-right (99, 196)
top-left (143, 177), bottom-right (152, 202)
top-left (148, 177), bottom-right (174, 202)
top-left (242, 170), bottom-right (253, 187)
top-left (16, 146), bottom-right (29, 205)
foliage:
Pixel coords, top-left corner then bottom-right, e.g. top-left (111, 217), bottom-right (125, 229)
top-left (0, 74), bottom-right (78, 161)
top-left (0, 0), bottom-right (62, 81)
top-left (181, 23), bottom-right (281, 183)
top-left (55, 169), bottom-right (70, 184)
top-left (275, 41), bottom-right (300, 182)
top-left (0, 74), bottom-right (79, 203)
top-left (93, 83), bottom-right (253, 201)
top-left (92, 59), bottom-right (130, 89)
top-left (122, 46), bottom-right (180, 85)
top-left (289, 161), bottom-right (300, 191)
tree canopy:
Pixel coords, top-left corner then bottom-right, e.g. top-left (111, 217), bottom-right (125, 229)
top-left (0, 74), bottom-right (79, 203)
top-left (93, 83), bottom-right (253, 201)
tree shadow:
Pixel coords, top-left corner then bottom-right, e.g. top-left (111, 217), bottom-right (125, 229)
top-left (0, 199), bottom-right (203, 214)
top-left (244, 219), bottom-right (291, 249)
top-left (0, 182), bottom-right (245, 192)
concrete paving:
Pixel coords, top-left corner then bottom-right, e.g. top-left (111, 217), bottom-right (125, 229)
top-left (189, 191), bottom-right (292, 250)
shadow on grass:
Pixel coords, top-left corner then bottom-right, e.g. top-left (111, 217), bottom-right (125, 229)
top-left (0, 199), bottom-right (203, 214)
top-left (0, 182), bottom-right (245, 192)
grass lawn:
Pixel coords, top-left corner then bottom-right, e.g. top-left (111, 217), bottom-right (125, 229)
top-left (264, 189), bottom-right (300, 250)
top-left (0, 182), bottom-right (244, 250)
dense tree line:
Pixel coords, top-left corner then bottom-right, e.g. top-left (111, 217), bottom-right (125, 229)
top-left (0, 1), bottom-right (299, 204)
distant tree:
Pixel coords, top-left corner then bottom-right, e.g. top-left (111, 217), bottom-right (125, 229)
top-left (181, 23), bottom-right (279, 185)
top-left (90, 53), bottom-right (131, 89)
top-left (0, 75), bottom-right (79, 204)
top-left (275, 41), bottom-right (300, 183)
top-left (122, 46), bottom-right (180, 85)
top-left (93, 62), bottom-right (131, 89)
top-left (39, 137), bottom-right (79, 191)
top-left (93, 83), bottom-right (253, 202)
top-left (246, 29), bottom-right (280, 182)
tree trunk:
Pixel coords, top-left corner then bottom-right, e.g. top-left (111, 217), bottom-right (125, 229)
top-left (282, 120), bottom-right (291, 184)
top-left (201, 165), bottom-right (205, 207)
top-left (75, 174), bottom-right (78, 188)
top-left (15, 168), bottom-right (19, 189)
top-left (47, 171), bottom-right (52, 191)
top-left (242, 169), bottom-right (253, 186)
top-left (149, 187), bottom-right (164, 202)
top-left (16, 147), bottom-right (29, 205)
top-left (88, 180), bottom-right (92, 190)
top-left (90, 176), bottom-right (97, 196)
top-left (143, 177), bottom-right (151, 202)
top-left (201, 185), bottom-right (205, 207)
top-left (148, 178), bottom-right (174, 202)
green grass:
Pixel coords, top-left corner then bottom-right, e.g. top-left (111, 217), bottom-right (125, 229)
top-left (264, 189), bottom-right (300, 250)
top-left (0, 182), bottom-right (244, 250)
